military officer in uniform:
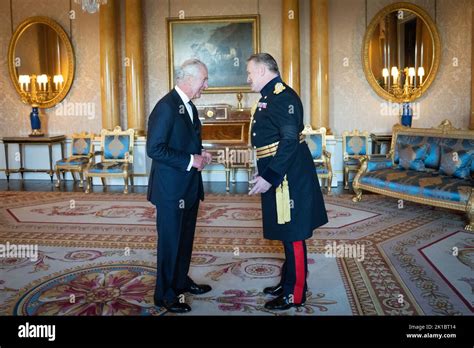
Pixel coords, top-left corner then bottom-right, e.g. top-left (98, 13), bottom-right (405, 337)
top-left (247, 53), bottom-right (328, 310)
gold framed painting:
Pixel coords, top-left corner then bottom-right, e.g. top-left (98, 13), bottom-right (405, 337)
top-left (167, 15), bottom-right (260, 94)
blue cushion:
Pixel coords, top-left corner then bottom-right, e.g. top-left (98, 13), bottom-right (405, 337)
top-left (345, 136), bottom-right (367, 156)
top-left (367, 157), bottom-right (393, 172)
top-left (56, 157), bottom-right (89, 166)
top-left (394, 135), bottom-right (441, 169)
top-left (397, 143), bottom-right (429, 171)
top-left (315, 163), bottom-right (328, 174)
top-left (88, 162), bottom-right (125, 173)
top-left (306, 134), bottom-right (323, 159)
top-left (72, 138), bottom-right (92, 156)
top-left (439, 147), bottom-right (473, 179)
top-left (344, 158), bottom-right (360, 166)
top-left (359, 168), bottom-right (472, 203)
top-left (104, 135), bottom-right (130, 160)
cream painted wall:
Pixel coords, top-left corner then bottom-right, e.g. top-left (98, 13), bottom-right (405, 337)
top-left (0, 0), bottom-right (471, 138)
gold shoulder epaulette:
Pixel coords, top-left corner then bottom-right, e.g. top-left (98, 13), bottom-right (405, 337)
top-left (273, 82), bottom-right (286, 95)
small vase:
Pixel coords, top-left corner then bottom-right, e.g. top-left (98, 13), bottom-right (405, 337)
top-left (29, 106), bottom-right (43, 136)
top-left (400, 103), bottom-right (412, 127)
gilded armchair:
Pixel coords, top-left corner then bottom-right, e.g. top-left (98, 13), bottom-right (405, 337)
top-left (84, 126), bottom-right (135, 194)
top-left (55, 132), bottom-right (94, 188)
top-left (302, 125), bottom-right (333, 193)
top-left (342, 129), bottom-right (369, 189)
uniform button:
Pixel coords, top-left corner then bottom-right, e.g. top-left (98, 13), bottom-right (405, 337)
top-left (258, 108), bottom-right (262, 111)
top-left (253, 132), bottom-right (256, 136)
top-left (264, 96), bottom-right (267, 99)
top-left (253, 120), bottom-right (256, 123)
top-left (253, 146), bottom-right (256, 149)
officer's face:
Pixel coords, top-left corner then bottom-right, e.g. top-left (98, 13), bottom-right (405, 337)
top-left (247, 60), bottom-right (264, 92)
top-left (190, 67), bottom-right (209, 99)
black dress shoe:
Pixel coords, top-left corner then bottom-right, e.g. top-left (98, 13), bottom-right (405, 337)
top-left (263, 284), bottom-right (283, 296)
top-left (154, 299), bottom-right (191, 313)
top-left (264, 295), bottom-right (305, 310)
top-left (183, 283), bottom-right (212, 295)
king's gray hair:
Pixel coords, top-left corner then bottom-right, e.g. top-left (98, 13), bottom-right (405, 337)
top-left (175, 58), bottom-right (207, 82)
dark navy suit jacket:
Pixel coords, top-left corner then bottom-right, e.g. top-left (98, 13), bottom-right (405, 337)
top-left (146, 89), bottom-right (204, 208)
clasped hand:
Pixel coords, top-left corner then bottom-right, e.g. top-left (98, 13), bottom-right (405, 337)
top-left (248, 175), bottom-right (272, 195)
top-left (192, 150), bottom-right (212, 171)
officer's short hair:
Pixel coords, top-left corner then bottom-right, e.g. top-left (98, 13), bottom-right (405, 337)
top-left (175, 58), bottom-right (207, 82)
top-left (247, 53), bottom-right (280, 74)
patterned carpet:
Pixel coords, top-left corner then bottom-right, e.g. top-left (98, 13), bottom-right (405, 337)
top-left (0, 191), bottom-right (472, 316)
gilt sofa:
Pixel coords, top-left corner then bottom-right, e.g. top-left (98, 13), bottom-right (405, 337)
top-left (352, 120), bottom-right (474, 230)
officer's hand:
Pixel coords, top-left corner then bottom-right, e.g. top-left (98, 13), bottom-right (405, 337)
top-left (201, 150), bottom-right (212, 165)
top-left (248, 176), bottom-right (272, 195)
top-left (192, 154), bottom-right (206, 171)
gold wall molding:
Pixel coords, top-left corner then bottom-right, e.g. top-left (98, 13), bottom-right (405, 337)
top-left (100, 0), bottom-right (120, 130)
top-left (471, 3), bottom-right (474, 130)
top-left (125, 0), bottom-right (145, 136)
top-left (282, 0), bottom-right (300, 95)
top-left (310, 0), bottom-right (330, 133)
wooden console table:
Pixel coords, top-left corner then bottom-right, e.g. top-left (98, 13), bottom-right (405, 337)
top-left (1, 135), bottom-right (66, 182)
top-left (198, 105), bottom-right (254, 191)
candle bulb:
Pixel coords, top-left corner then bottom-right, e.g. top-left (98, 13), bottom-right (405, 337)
top-left (408, 67), bottom-right (416, 85)
top-left (418, 67), bottom-right (425, 86)
top-left (37, 74), bottom-right (48, 92)
top-left (18, 75), bottom-right (30, 93)
top-left (382, 68), bottom-right (389, 86)
top-left (391, 67), bottom-right (399, 85)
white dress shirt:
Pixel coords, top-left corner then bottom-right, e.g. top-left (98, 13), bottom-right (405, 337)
top-left (175, 85), bottom-right (195, 171)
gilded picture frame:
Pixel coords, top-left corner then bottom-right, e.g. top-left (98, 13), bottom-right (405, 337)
top-left (167, 15), bottom-right (260, 93)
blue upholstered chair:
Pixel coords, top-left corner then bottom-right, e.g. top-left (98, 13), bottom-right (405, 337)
top-left (55, 132), bottom-right (95, 188)
top-left (302, 125), bottom-right (333, 193)
top-left (84, 126), bottom-right (135, 194)
top-left (342, 129), bottom-right (369, 189)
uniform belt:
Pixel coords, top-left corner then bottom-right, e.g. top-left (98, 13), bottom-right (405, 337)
top-left (255, 134), bottom-right (305, 159)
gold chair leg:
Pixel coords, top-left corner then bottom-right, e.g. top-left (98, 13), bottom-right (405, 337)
top-left (101, 177), bottom-right (106, 187)
top-left (78, 172), bottom-right (84, 188)
top-left (55, 168), bottom-right (61, 188)
top-left (247, 168), bottom-right (252, 192)
top-left (352, 185), bottom-right (362, 202)
top-left (85, 176), bottom-right (91, 193)
top-left (225, 168), bottom-right (230, 192)
top-left (327, 177), bottom-right (331, 193)
top-left (123, 176), bottom-right (129, 194)
top-left (71, 171), bottom-right (77, 183)
top-left (344, 167), bottom-right (349, 190)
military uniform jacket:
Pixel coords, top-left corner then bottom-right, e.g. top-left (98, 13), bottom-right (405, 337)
top-left (251, 76), bottom-right (328, 241)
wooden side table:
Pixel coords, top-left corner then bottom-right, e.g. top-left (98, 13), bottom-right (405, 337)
top-left (1, 135), bottom-right (66, 182)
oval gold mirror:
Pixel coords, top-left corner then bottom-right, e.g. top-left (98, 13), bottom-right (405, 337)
top-left (362, 2), bottom-right (440, 103)
top-left (8, 16), bottom-right (75, 109)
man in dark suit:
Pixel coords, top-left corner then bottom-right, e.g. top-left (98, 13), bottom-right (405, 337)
top-left (146, 59), bottom-right (212, 313)
top-left (247, 53), bottom-right (328, 310)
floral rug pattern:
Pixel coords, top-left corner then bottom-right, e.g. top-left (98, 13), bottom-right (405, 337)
top-left (0, 191), bottom-right (472, 316)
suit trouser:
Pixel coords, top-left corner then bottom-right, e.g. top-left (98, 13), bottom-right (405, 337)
top-left (154, 199), bottom-right (199, 302)
top-left (279, 240), bottom-right (308, 304)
